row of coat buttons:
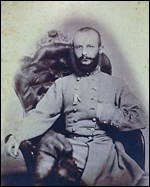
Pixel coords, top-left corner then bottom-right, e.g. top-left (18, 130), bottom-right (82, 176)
top-left (73, 107), bottom-right (95, 112)
top-left (77, 76), bottom-right (99, 81)
top-left (76, 77), bottom-right (98, 82)
top-left (73, 135), bottom-right (94, 141)
top-left (72, 127), bottom-right (95, 133)
top-left (103, 120), bottom-right (119, 128)
top-left (73, 117), bottom-right (97, 123)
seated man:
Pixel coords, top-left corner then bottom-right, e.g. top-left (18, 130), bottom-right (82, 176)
top-left (5, 27), bottom-right (147, 186)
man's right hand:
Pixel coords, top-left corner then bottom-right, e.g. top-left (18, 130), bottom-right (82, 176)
top-left (5, 135), bottom-right (20, 158)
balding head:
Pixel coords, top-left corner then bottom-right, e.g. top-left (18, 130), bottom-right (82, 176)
top-left (73, 27), bottom-right (101, 47)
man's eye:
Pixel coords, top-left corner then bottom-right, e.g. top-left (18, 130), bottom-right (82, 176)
top-left (75, 46), bottom-right (82, 49)
top-left (87, 45), bottom-right (94, 48)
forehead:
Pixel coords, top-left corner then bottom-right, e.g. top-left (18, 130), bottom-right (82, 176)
top-left (73, 30), bottom-right (99, 45)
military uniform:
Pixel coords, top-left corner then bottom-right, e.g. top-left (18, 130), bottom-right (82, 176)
top-left (14, 70), bottom-right (147, 186)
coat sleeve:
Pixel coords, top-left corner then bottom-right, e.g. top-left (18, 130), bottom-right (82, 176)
top-left (13, 78), bottom-right (64, 144)
top-left (97, 80), bottom-right (147, 132)
top-left (111, 82), bottom-right (147, 131)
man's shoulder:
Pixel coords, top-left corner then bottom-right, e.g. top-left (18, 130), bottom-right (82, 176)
top-left (100, 72), bottom-right (125, 85)
top-left (55, 74), bottom-right (75, 85)
top-left (61, 74), bottom-right (76, 82)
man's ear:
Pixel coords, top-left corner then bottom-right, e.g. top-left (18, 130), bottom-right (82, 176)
top-left (98, 46), bottom-right (104, 54)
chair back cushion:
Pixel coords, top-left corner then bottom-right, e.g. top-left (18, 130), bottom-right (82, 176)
top-left (14, 43), bottom-right (112, 113)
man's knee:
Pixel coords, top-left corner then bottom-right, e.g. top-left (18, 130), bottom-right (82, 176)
top-left (52, 157), bottom-right (81, 185)
top-left (32, 131), bottom-right (76, 183)
top-left (33, 151), bottom-right (56, 182)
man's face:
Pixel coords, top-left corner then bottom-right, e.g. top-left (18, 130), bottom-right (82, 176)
top-left (73, 30), bottom-right (100, 66)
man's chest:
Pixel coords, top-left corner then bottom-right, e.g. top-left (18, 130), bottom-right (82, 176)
top-left (63, 75), bottom-right (119, 110)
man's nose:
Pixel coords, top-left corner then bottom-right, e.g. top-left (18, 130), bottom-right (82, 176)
top-left (82, 47), bottom-right (87, 56)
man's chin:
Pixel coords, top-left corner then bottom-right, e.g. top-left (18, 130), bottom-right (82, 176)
top-left (78, 63), bottom-right (94, 72)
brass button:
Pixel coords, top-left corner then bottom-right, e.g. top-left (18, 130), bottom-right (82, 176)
top-left (72, 128), bottom-right (76, 132)
top-left (110, 122), bottom-right (114, 126)
top-left (92, 118), bottom-right (96, 122)
top-left (77, 77), bottom-right (80, 81)
top-left (103, 120), bottom-right (107, 124)
top-left (90, 128), bottom-right (95, 132)
top-left (88, 136), bottom-right (93, 141)
top-left (74, 119), bottom-right (78, 123)
top-left (31, 151), bottom-right (34, 156)
top-left (74, 136), bottom-right (77, 139)
top-left (73, 108), bottom-right (77, 112)
top-left (116, 125), bottom-right (119, 128)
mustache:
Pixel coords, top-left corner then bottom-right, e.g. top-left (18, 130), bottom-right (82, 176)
top-left (79, 56), bottom-right (93, 61)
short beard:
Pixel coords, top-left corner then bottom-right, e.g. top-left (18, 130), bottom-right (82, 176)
top-left (74, 53), bottom-right (99, 74)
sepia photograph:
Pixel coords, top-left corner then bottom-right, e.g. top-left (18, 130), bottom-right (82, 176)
top-left (1, 1), bottom-right (149, 186)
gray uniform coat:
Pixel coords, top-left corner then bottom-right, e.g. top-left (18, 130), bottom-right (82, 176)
top-left (14, 71), bottom-right (147, 186)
